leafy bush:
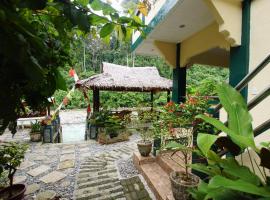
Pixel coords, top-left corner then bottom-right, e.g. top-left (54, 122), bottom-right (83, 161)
top-left (190, 83), bottom-right (270, 199)
top-left (30, 121), bottom-right (41, 133)
top-left (0, 142), bottom-right (28, 187)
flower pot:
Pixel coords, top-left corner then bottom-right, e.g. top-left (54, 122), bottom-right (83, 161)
top-left (0, 184), bottom-right (26, 200)
top-left (153, 138), bottom-right (161, 156)
top-left (170, 171), bottom-right (200, 200)
top-left (30, 132), bottom-right (42, 142)
top-left (137, 140), bottom-right (152, 157)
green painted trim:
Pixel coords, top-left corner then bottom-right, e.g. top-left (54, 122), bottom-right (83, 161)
top-left (229, 0), bottom-right (251, 101)
top-left (131, 0), bottom-right (179, 52)
top-left (172, 43), bottom-right (186, 103)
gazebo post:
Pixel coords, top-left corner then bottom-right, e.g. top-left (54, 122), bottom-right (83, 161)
top-left (93, 89), bottom-right (100, 112)
top-left (150, 91), bottom-right (154, 110)
top-left (167, 90), bottom-right (171, 102)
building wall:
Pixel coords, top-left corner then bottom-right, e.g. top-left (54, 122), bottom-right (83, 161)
top-left (249, 0), bottom-right (270, 144)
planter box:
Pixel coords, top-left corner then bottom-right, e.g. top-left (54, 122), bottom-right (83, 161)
top-left (30, 132), bottom-right (42, 142)
top-left (98, 129), bottom-right (130, 144)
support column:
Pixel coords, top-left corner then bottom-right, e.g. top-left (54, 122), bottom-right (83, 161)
top-left (229, 0), bottom-right (251, 101)
top-left (167, 90), bottom-right (171, 103)
top-left (172, 43), bottom-right (186, 103)
top-left (93, 89), bottom-right (100, 112)
top-left (150, 91), bottom-right (154, 110)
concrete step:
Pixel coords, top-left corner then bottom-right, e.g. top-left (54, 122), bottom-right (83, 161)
top-left (77, 177), bottom-right (119, 189)
top-left (77, 173), bottom-right (118, 184)
top-left (156, 151), bottom-right (186, 175)
top-left (133, 152), bottom-right (173, 200)
top-left (75, 183), bottom-right (123, 200)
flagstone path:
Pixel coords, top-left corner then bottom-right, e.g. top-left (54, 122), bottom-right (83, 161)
top-left (74, 144), bottom-right (152, 200)
top-left (0, 109), bottom-right (155, 200)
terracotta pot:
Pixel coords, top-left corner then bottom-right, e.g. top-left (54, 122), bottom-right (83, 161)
top-left (30, 132), bottom-right (42, 142)
top-left (170, 171), bottom-right (200, 200)
top-left (137, 140), bottom-right (152, 157)
top-left (0, 184), bottom-right (26, 200)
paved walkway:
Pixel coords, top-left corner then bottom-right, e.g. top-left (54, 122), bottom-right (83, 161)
top-left (0, 109), bottom-right (155, 200)
top-left (75, 145), bottom-right (151, 200)
top-left (0, 130), bottom-right (153, 200)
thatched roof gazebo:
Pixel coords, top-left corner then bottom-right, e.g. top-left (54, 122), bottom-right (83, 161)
top-left (76, 62), bottom-right (173, 112)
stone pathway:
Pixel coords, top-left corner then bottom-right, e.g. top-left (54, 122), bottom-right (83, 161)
top-left (75, 144), bottom-right (151, 200)
top-left (0, 109), bottom-right (155, 200)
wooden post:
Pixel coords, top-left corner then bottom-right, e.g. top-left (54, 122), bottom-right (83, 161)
top-left (93, 89), bottom-right (100, 112)
top-left (172, 43), bottom-right (186, 103)
top-left (150, 91), bottom-right (154, 110)
top-left (167, 91), bottom-right (171, 103)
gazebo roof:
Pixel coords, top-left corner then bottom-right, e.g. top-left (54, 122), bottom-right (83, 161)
top-left (76, 62), bottom-right (172, 92)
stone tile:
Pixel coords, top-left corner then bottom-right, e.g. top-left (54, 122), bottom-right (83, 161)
top-left (14, 176), bottom-right (27, 184)
top-left (58, 160), bottom-right (75, 170)
top-left (60, 180), bottom-right (71, 187)
top-left (42, 158), bottom-right (58, 164)
top-left (39, 171), bottom-right (66, 183)
top-left (27, 165), bottom-right (50, 177)
top-left (25, 183), bottom-right (40, 195)
top-left (28, 155), bottom-right (48, 161)
top-left (78, 143), bottom-right (89, 148)
top-left (60, 153), bottom-right (75, 162)
top-left (79, 147), bottom-right (89, 153)
top-left (62, 145), bottom-right (75, 150)
top-left (61, 149), bottom-right (75, 154)
top-left (36, 190), bottom-right (56, 200)
top-left (45, 151), bottom-right (58, 156)
top-left (80, 152), bottom-right (91, 158)
top-left (19, 161), bottom-right (36, 170)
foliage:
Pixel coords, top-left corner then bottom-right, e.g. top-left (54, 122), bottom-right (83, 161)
top-left (162, 95), bottom-right (210, 129)
top-left (89, 109), bottom-right (130, 136)
top-left (30, 121), bottom-right (41, 133)
top-left (0, 0), bottom-right (144, 135)
top-left (190, 82), bottom-right (270, 200)
top-left (136, 110), bottom-right (158, 141)
top-left (165, 141), bottom-right (194, 181)
top-left (0, 142), bottom-right (28, 187)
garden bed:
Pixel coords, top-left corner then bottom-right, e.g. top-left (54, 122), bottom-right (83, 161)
top-left (97, 129), bottom-right (131, 144)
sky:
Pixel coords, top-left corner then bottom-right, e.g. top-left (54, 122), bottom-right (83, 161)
top-left (109, 0), bottom-right (124, 12)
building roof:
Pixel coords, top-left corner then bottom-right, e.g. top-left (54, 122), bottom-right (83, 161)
top-left (76, 62), bottom-right (172, 92)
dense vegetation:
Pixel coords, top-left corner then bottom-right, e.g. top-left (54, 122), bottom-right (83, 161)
top-left (54, 39), bottom-right (229, 110)
top-left (0, 0), bottom-right (145, 134)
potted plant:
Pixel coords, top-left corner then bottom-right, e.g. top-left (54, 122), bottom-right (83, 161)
top-left (137, 126), bottom-right (153, 157)
top-left (0, 142), bottom-right (28, 200)
top-left (189, 83), bottom-right (270, 199)
top-left (29, 121), bottom-right (41, 142)
top-left (136, 110), bottom-right (155, 157)
top-left (165, 138), bottom-right (200, 200)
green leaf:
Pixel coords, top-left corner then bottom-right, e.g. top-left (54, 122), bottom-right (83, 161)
top-left (197, 133), bottom-right (218, 156)
top-left (208, 175), bottom-right (270, 197)
top-left (76, 0), bottom-right (89, 6)
top-left (216, 82), bottom-right (248, 113)
top-left (55, 69), bottom-right (67, 91)
top-left (100, 23), bottom-right (115, 38)
top-left (196, 115), bottom-right (233, 136)
top-left (229, 103), bottom-right (253, 138)
top-left (90, 0), bottom-right (116, 15)
top-left (118, 16), bottom-right (132, 24)
top-left (191, 163), bottom-right (222, 177)
top-left (220, 158), bottom-right (262, 185)
top-left (197, 114), bottom-right (257, 151)
top-left (164, 141), bottom-right (187, 151)
top-left (89, 14), bottom-right (109, 25)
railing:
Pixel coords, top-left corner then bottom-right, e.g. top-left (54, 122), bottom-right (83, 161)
top-left (213, 55), bottom-right (270, 137)
top-left (214, 54), bottom-right (270, 113)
